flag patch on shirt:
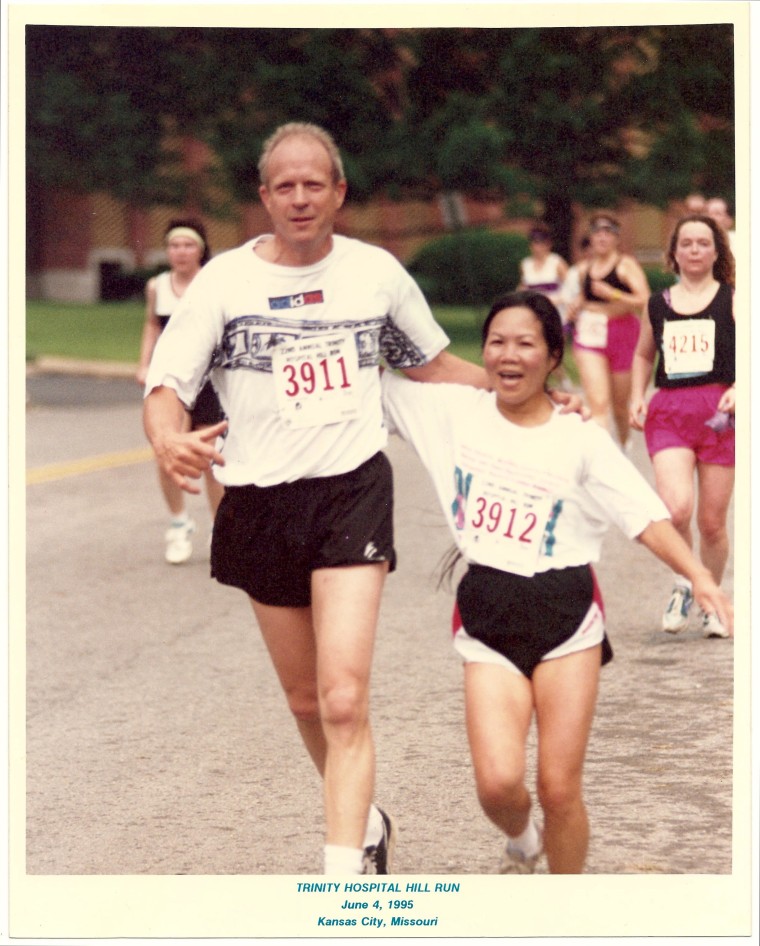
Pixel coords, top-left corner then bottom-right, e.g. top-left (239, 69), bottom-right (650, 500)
top-left (269, 290), bottom-right (324, 310)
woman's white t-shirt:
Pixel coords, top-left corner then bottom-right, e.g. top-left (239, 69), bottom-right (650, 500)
top-left (382, 372), bottom-right (669, 575)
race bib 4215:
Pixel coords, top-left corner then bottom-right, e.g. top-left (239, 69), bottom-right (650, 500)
top-left (662, 318), bottom-right (715, 378)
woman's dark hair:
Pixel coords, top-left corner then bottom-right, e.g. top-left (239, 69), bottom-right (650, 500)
top-left (481, 290), bottom-right (565, 369)
top-left (164, 217), bottom-right (211, 266)
top-left (666, 214), bottom-right (735, 288)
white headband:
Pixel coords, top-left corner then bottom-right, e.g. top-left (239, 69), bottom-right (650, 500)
top-left (166, 226), bottom-right (205, 250)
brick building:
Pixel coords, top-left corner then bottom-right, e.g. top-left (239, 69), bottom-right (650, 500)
top-left (26, 185), bottom-right (683, 304)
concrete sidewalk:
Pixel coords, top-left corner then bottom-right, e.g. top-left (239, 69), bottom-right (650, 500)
top-left (26, 355), bottom-right (140, 379)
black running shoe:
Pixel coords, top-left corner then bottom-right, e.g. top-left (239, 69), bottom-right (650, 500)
top-left (362, 808), bottom-right (396, 874)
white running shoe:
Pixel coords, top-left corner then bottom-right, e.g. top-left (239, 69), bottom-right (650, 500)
top-left (499, 838), bottom-right (542, 874)
top-left (165, 517), bottom-right (195, 565)
top-left (700, 609), bottom-right (730, 639)
top-left (662, 583), bottom-right (693, 633)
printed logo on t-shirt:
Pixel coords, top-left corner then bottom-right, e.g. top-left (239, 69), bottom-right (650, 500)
top-left (452, 466), bottom-right (473, 530)
top-left (269, 291), bottom-right (324, 310)
top-left (216, 314), bottom-right (384, 373)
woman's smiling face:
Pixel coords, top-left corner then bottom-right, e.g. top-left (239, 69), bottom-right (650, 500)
top-left (482, 306), bottom-right (559, 416)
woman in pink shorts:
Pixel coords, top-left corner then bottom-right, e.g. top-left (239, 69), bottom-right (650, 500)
top-left (630, 215), bottom-right (735, 638)
top-left (566, 212), bottom-right (650, 452)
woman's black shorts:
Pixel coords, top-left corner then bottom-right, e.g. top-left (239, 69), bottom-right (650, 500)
top-left (456, 563), bottom-right (613, 678)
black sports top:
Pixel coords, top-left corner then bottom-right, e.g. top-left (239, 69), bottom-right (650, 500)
top-left (583, 259), bottom-right (631, 301)
top-left (648, 282), bottom-right (735, 389)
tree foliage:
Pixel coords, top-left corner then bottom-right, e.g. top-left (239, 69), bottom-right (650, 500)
top-left (28, 28), bottom-right (177, 205)
top-left (397, 26), bottom-right (734, 254)
top-left (26, 24), bottom-right (735, 251)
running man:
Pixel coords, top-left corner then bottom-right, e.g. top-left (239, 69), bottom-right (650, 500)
top-left (142, 122), bottom-right (494, 875)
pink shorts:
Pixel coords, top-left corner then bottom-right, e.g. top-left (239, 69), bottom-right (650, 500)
top-left (644, 385), bottom-right (735, 467)
top-left (573, 312), bottom-right (640, 373)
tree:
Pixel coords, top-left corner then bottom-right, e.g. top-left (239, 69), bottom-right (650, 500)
top-left (26, 24), bottom-right (735, 257)
top-left (27, 28), bottom-right (182, 205)
top-left (205, 28), bottom-right (405, 203)
top-left (396, 26), bottom-right (735, 257)
top-left (615, 25), bottom-right (735, 207)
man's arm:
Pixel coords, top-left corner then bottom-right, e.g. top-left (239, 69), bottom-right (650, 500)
top-left (400, 350), bottom-right (588, 416)
top-left (144, 385), bottom-right (228, 494)
top-left (400, 350), bottom-right (488, 387)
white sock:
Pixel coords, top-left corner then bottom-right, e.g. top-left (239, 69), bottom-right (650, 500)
top-left (362, 804), bottom-right (384, 848)
top-left (170, 511), bottom-right (189, 527)
top-left (673, 574), bottom-right (692, 590)
top-left (324, 844), bottom-right (364, 875)
top-left (507, 816), bottom-right (542, 857)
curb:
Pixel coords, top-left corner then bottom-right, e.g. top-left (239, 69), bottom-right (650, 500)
top-left (27, 356), bottom-right (139, 380)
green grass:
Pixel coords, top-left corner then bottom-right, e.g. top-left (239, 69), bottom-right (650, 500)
top-left (432, 304), bottom-right (489, 365)
top-left (24, 298), bottom-right (578, 382)
top-left (26, 300), bottom-right (145, 363)
top-left (433, 303), bottom-right (579, 385)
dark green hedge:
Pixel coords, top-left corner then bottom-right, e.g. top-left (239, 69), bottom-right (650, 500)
top-left (408, 228), bottom-right (530, 306)
top-left (643, 265), bottom-right (678, 294)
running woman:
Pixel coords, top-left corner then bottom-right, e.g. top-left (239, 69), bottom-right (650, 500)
top-left (137, 218), bottom-right (225, 564)
top-left (630, 214), bottom-right (735, 638)
top-left (565, 212), bottom-right (650, 452)
top-left (517, 223), bottom-right (568, 310)
top-left (382, 291), bottom-right (732, 874)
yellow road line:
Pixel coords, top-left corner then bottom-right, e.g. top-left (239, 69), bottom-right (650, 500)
top-left (27, 447), bottom-right (154, 485)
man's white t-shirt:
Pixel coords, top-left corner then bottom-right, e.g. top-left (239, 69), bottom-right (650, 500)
top-left (145, 235), bottom-right (448, 486)
top-left (382, 372), bottom-right (670, 575)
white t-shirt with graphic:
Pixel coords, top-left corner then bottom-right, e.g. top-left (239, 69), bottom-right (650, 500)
top-left (145, 235), bottom-right (448, 486)
top-left (382, 372), bottom-right (669, 575)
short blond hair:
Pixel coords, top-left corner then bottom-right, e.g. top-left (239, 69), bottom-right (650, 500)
top-left (258, 122), bottom-right (345, 186)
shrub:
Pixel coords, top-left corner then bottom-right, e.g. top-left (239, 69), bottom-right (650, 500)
top-left (408, 228), bottom-right (530, 306)
top-left (643, 265), bottom-right (678, 294)
top-left (98, 262), bottom-right (165, 301)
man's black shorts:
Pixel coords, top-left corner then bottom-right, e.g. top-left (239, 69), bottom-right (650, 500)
top-left (211, 451), bottom-right (396, 607)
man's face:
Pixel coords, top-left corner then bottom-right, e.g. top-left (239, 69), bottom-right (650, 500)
top-left (259, 134), bottom-right (347, 265)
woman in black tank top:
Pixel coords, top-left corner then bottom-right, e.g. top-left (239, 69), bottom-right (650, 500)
top-left (566, 212), bottom-right (651, 452)
top-left (629, 214), bottom-right (735, 639)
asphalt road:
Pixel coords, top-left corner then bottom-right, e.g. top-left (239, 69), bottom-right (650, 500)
top-left (23, 370), bottom-right (737, 881)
